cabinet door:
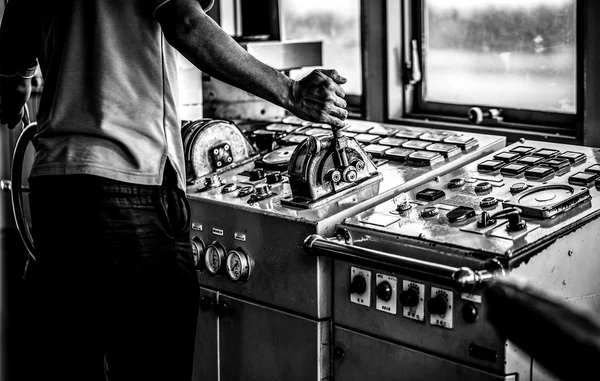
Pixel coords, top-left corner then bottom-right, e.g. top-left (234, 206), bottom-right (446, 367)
top-left (218, 294), bottom-right (330, 381)
top-left (191, 287), bottom-right (219, 381)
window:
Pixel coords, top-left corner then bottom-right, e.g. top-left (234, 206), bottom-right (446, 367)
top-left (280, 0), bottom-right (362, 108)
top-left (394, 0), bottom-right (580, 136)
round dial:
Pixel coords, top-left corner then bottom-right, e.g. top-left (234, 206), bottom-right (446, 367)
top-left (191, 237), bottom-right (206, 270)
top-left (204, 242), bottom-right (226, 275)
top-left (226, 249), bottom-right (251, 282)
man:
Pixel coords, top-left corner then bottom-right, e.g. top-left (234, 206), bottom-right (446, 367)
top-left (0, 1), bottom-right (348, 380)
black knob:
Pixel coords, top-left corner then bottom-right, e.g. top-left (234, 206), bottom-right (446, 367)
top-left (427, 294), bottom-right (448, 315)
top-left (462, 302), bottom-right (479, 323)
top-left (200, 296), bottom-right (214, 312)
top-left (333, 346), bottom-right (345, 360)
top-left (399, 288), bottom-right (419, 308)
top-left (349, 275), bottom-right (367, 295)
top-left (266, 172), bottom-right (283, 184)
top-left (375, 281), bottom-right (393, 302)
top-left (214, 301), bottom-right (232, 317)
top-left (248, 168), bottom-right (265, 182)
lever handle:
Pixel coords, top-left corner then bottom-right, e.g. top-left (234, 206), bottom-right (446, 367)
top-left (491, 207), bottom-right (526, 232)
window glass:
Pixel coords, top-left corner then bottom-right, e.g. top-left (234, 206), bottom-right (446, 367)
top-left (281, 0), bottom-right (362, 95)
top-left (424, 0), bottom-right (576, 114)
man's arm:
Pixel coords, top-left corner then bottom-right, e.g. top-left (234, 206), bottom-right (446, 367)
top-left (0, 0), bottom-right (38, 128)
top-left (155, 0), bottom-right (348, 127)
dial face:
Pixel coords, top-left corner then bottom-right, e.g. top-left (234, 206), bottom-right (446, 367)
top-left (205, 245), bottom-right (223, 275)
top-left (226, 252), bottom-right (243, 281)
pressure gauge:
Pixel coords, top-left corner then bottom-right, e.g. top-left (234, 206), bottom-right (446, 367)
top-left (204, 242), bottom-right (226, 275)
top-left (191, 236), bottom-right (206, 270)
top-left (226, 249), bottom-right (251, 283)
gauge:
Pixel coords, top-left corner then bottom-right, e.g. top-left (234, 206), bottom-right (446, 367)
top-left (226, 249), bottom-right (251, 282)
top-left (190, 237), bottom-right (206, 270)
top-left (204, 242), bottom-right (226, 275)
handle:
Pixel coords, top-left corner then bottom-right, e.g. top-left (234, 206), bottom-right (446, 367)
top-left (304, 235), bottom-right (504, 292)
top-left (10, 106), bottom-right (37, 275)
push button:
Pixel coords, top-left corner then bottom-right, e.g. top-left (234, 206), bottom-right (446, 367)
top-left (557, 151), bottom-right (586, 165)
top-left (448, 178), bottom-right (466, 189)
top-left (421, 207), bottom-right (439, 218)
top-left (395, 130), bottom-right (422, 139)
top-left (385, 148), bottom-right (415, 162)
top-left (480, 197), bottom-right (499, 208)
top-left (474, 182), bottom-right (492, 194)
top-left (510, 182), bottom-right (528, 194)
top-left (443, 135), bottom-right (478, 150)
top-left (406, 151), bottom-right (445, 166)
top-left (493, 151), bottom-right (521, 163)
top-left (402, 140), bottom-right (432, 150)
top-left (416, 188), bottom-right (446, 202)
top-left (377, 137), bottom-right (407, 147)
top-left (532, 148), bottom-right (560, 159)
top-left (426, 143), bottom-right (461, 158)
top-left (517, 155), bottom-right (545, 166)
top-left (585, 164), bottom-right (600, 175)
top-left (510, 146), bottom-right (535, 155)
top-left (477, 160), bottom-right (504, 172)
top-left (540, 158), bottom-right (571, 172)
top-left (569, 172), bottom-right (599, 187)
top-left (524, 166), bottom-right (554, 180)
top-left (500, 163), bottom-right (529, 176)
top-left (446, 206), bottom-right (476, 223)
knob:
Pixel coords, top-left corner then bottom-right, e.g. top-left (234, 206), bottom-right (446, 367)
top-left (462, 302), bottom-right (478, 323)
top-left (480, 196), bottom-right (498, 208)
top-left (474, 182), bottom-right (492, 194)
top-left (342, 166), bottom-right (358, 183)
top-left (222, 183), bottom-right (239, 194)
top-left (427, 294), bottom-right (448, 315)
top-left (399, 288), bottom-right (419, 308)
top-left (248, 168), bottom-right (265, 181)
top-left (266, 172), bottom-right (282, 184)
top-left (421, 206), bottom-right (439, 218)
top-left (214, 301), bottom-right (232, 317)
top-left (349, 275), bottom-right (367, 295)
top-left (510, 182), bottom-right (528, 194)
top-left (448, 178), bottom-right (465, 189)
top-left (200, 296), bottom-right (214, 312)
top-left (375, 281), bottom-right (393, 302)
top-left (468, 107), bottom-right (502, 125)
top-left (255, 183), bottom-right (272, 198)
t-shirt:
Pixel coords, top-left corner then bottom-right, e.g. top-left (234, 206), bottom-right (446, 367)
top-left (0, 0), bottom-right (186, 190)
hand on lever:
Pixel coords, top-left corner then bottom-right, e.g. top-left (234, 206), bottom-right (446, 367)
top-left (289, 69), bottom-right (348, 128)
top-left (484, 276), bottom-right (600, 381)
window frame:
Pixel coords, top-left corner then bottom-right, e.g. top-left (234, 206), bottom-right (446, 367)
top-left (386, 0), bottom-right (585, 143)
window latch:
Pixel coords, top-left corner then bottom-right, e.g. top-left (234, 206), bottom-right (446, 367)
top-left (468, 107), bottom-right (503, 125)
top-left (406, 39), bottom-right (422, 86)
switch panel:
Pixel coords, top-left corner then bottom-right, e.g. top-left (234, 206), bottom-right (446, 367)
top-left (428, 287), bottom-right (454, 329)
top-left (401, 280), bottom-right (425, 321)
top-left (350, 267), bottom-right (371, 307)
top-left (375, 273), bottom-right (397, 315)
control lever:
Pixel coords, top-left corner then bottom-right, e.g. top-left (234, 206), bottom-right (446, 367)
top-left (331, 124), bottom-right (358, 183)
top-left (489, 207), bottom-right (526, 232)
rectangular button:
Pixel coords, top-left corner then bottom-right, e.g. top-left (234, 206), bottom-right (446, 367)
top-left (569, 171), bottom-right (599, 187)
top-left (557, 151), bottom-right (586, 164)
top-left (416, 188), bottom-right (446, 202)
top-left (419, 132), bottom-right (448, 142)
top-left (532, 148), bottom-right (560, 158)
top-left (524, 166), bottom-right (554, 179)
top-left (344, 124), bottom-right (373, 133)
top-left (402, 140), bottom-right (432, 150)
top-left (500, 163), bottom-right (529, 176)
top-left (585, 164), bottom-right (600, 174)
top-left (540, 158), bottom-right (571, 171)
top-left (354, 133), bottom-right (381, 144)
top-left (368, 125), bottom-right (397, 136)
top-left (385, 148), bottom-right (414, 162)
top-left (363, 144), bottom-right (390, 157)
top-left (493, 151), bottom-right (521, 163)
top-left (443, 135), bottom-right (478, 150)
top-left (509, 146), bottom-right (535, 154)
top-left (396, 130), bottom-right (423, 139)
top-left (477, 160), bottom-right (505, 172)
top-left (517, 155), bottom-right (545, 166)
top-left (378, 137), bottom-right (408, 147)
top-left (265, 123), bottom-right (299, 133)
top-left (425, 143), bottom-right (461, 157)
top-left (407, 151), bottom-right (445, 166)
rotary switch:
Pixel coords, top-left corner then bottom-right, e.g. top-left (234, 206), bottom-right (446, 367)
top-left (375, 281), bottom-right (393, 302)
top-left (248, 168), bottom-right (265, 182)
top-left (448, 178), bottom-right (465, 189)
top-left (474, 182), bottom-right (492, 194)
top-left (427, 294), bottom-right (449, 315)
top-left (399, 287), bottom-right (419, 308)
top-left (349, 275), bottom-right (367, 295)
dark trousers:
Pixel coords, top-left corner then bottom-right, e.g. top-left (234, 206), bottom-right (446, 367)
top-left (24, 171), bottom-right (199, 381)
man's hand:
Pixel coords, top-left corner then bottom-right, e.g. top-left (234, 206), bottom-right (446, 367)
top-left (289, 69), bottom-right (348, 127)
top-left (0, 76), bottom-right (31, 129)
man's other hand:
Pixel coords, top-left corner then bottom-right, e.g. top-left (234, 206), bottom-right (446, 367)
top-left (0, 76), bottom-right (31, 129)
top-left (289, 69), bottom-right (348, 127)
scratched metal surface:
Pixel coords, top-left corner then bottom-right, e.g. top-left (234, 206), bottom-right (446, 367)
top-left (341, 140), bottom-right (600, 258)
top-left (187, 119), bottom-right (505, 229)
